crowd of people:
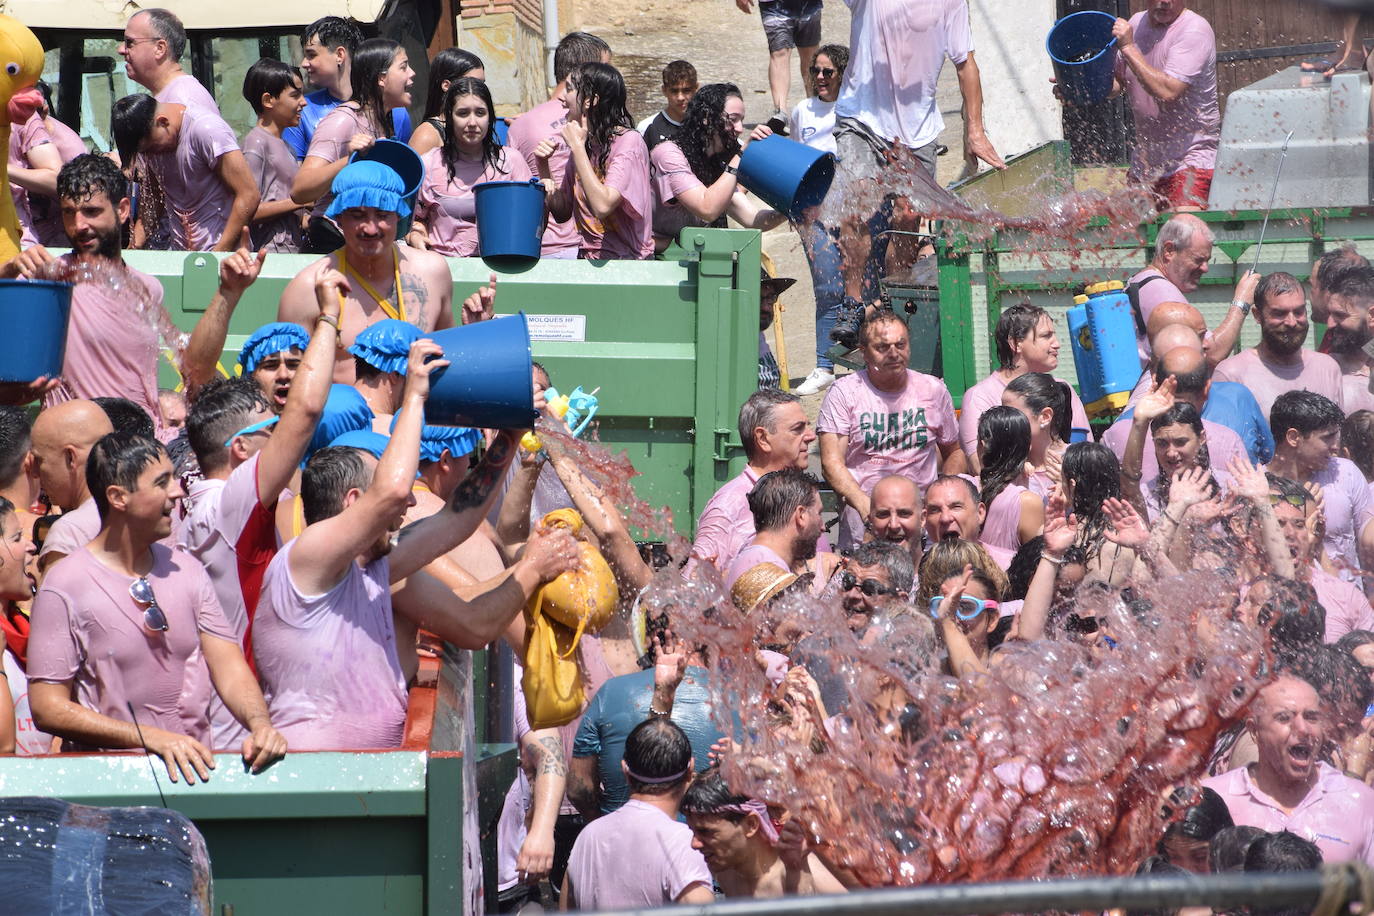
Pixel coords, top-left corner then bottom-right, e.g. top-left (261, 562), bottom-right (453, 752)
top-left (4, 0), bottom-right (1374, 912)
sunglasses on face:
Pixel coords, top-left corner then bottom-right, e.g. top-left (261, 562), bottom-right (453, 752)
top-left (31, 513), bottom-right (59, 556)
top-left (129, 577), bottom-right (168, 633)
top-left (839, 571), bottom-right (895, 597)
top-left (928, 594), bottom-right (998, 621)
top-left (809, 66), bottom-right (836, 77)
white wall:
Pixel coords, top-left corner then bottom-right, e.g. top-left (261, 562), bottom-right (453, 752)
top-left (968, 0), bottom-right (1063, 160)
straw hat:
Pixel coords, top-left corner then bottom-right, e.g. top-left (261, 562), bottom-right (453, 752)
top-left (731, 563), bottom-right (798, 614)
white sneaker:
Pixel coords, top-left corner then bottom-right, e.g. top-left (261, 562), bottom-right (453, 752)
top-left (794, 367), bottom-right (835, 396)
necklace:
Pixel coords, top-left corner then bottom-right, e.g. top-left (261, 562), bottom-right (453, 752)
top-left (336, 247), bottom-right (407, 323)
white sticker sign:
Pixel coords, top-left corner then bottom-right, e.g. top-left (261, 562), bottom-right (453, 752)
top-left (525, 314), bottom-right (587, 342)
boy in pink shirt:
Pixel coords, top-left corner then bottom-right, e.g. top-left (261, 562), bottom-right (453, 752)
top-left (28, 431), bottom-right (286, 784)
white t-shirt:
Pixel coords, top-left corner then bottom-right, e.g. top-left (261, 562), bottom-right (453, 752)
top-left (5, 649), bottom-right (54, 756)
top-left (790, 97), bottom-right (837, 154)
top-left (834, 0), bottom-right (973, 149)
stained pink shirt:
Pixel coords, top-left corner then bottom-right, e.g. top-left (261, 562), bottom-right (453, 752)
top-left (1100, 414), bottom-right (1245, 486)
top-left (724, 542), bottom-right (790, 592)
top-left (688, 465), bottom-right (830, 573)
top-left (565, 799), bottom-right (712, 909)
top-left (1311, 457), bottom-right (1374, 577)
top-left (1212, 348), bottom-right (1346, 419)
top-left (508, 97), bottom-right (580, 258)
top-left (957, 371), bottom-right (1090, 458)
top-left (558, 128), bottom-right (653, 260)
top-left (1340, 370), bottom-right (1374, 416)
top-left (8, 112), bottom-right (51, 247)
top-left (37, 497), bottom-right (101, 563)
top-left (251, 539), bottom-right (407, 750)
top-left (414, 146), bottom-right (533, 257)
top-left (241, 125), bottom-right (303, 253)
top-left (145, 105), bottom-right (240, 250)
top-left (979, 482), bottom-right (1028, 568)
top-left (155, 74), bottom-right (218, 111)
top-left (1127, 267), bottom-right (1189, 364)
top-left (28, 544), bottom-right (238, 748)
top-left (304, 105), bottom-right (383, 220)
top-left (41, 255), bottom-right (167, 432)
top-left (1204, 763), bottom-right (1374, 866)
top-left (648, 139), bottom-right (706, 240)
top-left (1115, 9), bottom-right (1219, 181)
top-left (28, 116), bottom-right (87, 247)
top-left (1312, 563), bottom-right (1374, 643)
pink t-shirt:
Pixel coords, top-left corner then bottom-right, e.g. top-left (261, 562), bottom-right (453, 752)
top-left (508, 97), bottom-right (579, 258)
top-left (688, 465), bottom-right (829, 574)
top-left (42, 256), bottom-right (167, 431)
top-left (146, 105), bottom-right (240, 250)
top-left (1100, 414), bottom-right (1245, 487)
top-left (251, 539), bottom-right (407, 750)
top-left (1341, 370), bottom-right (1374, 416)
top-left (241, 125), bottom-right (303, 253)
top-left (8, 112), bottom-right (52, 247)
top-left (558, 128), bottom-right (653, 260)
top-left (957, 371), bottom-right (1090, 457)
top-left (1212, 348), bottom-right (1346, 419)
top-left (156, 74), bottom-right (218, 112)
top-left (304, 104), bottom-right (384, 220)
top-left (1115, 9), bottom-right (1219, 181)
top-left (1313, 563), bottom-right (1374, 644)
top-left (817, 369), bottom-right (959, 547)
top-left (1127, 267), bottom-right (1189, 365)
top-left (37, 497), bottom-right (101, 563)
top-left (28, 544), bottom-right (238, 748)
top-left (724, 542), bottom-right (790, 592)
top-left (1204, 763), bottom-right (1374, 866)
top-left (28, 116), bottom-right (87, 247)
top-left (648, 140), bottom-right (706, 240)
top-left (1311, 457), bottom-right (1374, 577)
top-left (565, 799), bottom-right (713, 909)
top-left (415, 146), bottom-right (533, 257)
top-left (979, 482), bottom-right (1028, 568)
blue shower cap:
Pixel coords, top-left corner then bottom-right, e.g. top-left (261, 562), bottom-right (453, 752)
top-left (347, 320), bottom-right (422, 375)
top-left (238, 322), bottom-right (310, 373)
top-left (325, 160), bottom-right (411, 219)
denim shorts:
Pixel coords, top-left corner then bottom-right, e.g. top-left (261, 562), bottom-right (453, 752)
top-left (760, 0), bottom-right (822, 51)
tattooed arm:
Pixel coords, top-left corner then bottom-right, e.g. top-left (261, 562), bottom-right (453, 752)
top-left (517, 729), bottom-right (566, 883)
top-left (567, 754), bottom-right (603, 822)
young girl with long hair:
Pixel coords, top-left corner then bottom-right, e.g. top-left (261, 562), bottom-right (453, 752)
top-left (976, 406), bottom-right (1044, 567)
top-left (1002, 371), bottom-right (1073, 498)
top-left (409, 48), bottom-right (492, 155)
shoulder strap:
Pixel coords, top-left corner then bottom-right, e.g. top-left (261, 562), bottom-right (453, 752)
top-left (1123, 273), bottom-right (1165, 338)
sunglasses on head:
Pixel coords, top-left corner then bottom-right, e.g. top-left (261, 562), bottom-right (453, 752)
top-left (839, 571), bottom-right (895, 597)
top-left (809, 66), bottom-right (836, 77)
top-left (928, 594), bottom-right (998, 621)
top-left (223, 415), bottom-right (280, 447)
top-left (129, 577), bottom-right (168, 633)
top-left (1269, 492), bottom-right (1308, 509)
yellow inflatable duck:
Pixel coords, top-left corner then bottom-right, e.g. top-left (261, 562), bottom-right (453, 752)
top-left (0, 15), bottom-right (46, 262)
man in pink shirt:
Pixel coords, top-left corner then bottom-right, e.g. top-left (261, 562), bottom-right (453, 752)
top-left (1110, 0), bottom-right (1219, 210)
top-left (723, 468), bottom-right (825, 591)
top-left (1320, 263), bottom-right (1374, 415)
top-left (29, 399), bottom-right (114, 579)
top-left (690, 388), bottom-right (818, 573)
top-left (28, 431), bottom-right (286, 784)
top-left (119, 9), bottom-right (219, 112)
top-left (508, 32), bottom-right (611, 259)
top-left (819, 313), bottom-right (964, 549)
top-left (1214, 272), bottom-right (1346, 419)
top-left (1204, 672), bottom-right (1374, 866)
top-left (251, 341), bottom-right (579, 750)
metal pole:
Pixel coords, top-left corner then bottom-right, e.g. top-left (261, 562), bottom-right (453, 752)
top-left (1251, 129), bottom-right (1296, 273)
top-left (584, 870), bottom-right (1357, 916)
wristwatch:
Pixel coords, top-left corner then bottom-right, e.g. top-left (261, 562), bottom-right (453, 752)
top-left (725, 164), bottom-right (739, 175)
top-left (1231, 298), bottom-right (1252, 315)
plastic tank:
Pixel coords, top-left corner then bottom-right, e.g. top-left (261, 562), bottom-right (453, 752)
top-left (1083, 280), bottom-right (1137, 414)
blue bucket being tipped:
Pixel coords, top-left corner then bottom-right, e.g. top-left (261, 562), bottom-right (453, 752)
top-left (474, 179), bottom-right (545, 261)
top-left (737, 134), bottom-right (835, 219)
top-left (424, 313), bottom-right (536, 429)
top-left (351, 139), bottom-right (425, 234)
top-left (1047, 10), bottom-right (1119, 106)
top-left (0, 279), bottom-right (72, 382)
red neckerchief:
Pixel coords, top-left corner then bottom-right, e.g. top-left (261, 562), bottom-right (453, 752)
top-left (1, 603), bottom-right (28, 669)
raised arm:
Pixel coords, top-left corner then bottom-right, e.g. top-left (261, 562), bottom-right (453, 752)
top-left (545, 445), bottom-right (653, 594)
top-left (211, 150), bottom-right (262, 253)
top-left (1017, 514), bottom-right (1077, 642)
top-left (1121, 376), bottom-right (1176, 517)
top-left (561, 122), bottom-right (622, 221)
top-left (933, 564), bottom-right (988, 677)
top-left (180, 229), bottom-right (266, 394)
top-left (534, 140), bottom-right (573, 223)
top-left (1228, 455), bottom-right (1295, 579)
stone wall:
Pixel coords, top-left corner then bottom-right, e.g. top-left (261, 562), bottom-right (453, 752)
top-left (461, 0), bottom-right (549, 114)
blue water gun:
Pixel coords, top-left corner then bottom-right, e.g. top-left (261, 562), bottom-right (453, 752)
top-left (521, 386), bottom-right (600, 452)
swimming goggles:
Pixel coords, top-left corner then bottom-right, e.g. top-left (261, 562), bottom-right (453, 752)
top-left (928, 594), bottom-right (999, 621)
top-left (223, 415), bottom-right (280, 447)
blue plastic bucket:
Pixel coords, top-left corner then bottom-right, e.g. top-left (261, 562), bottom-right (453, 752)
top-left (737, 134), bottom-right (835, 219)
top-left (0, 279), bottom-right (72, 382)
top-left (1046, 11), bottom-right (1118, 106)
top-left (474, 179), bottom-right (545, 261)
top-left (351, 139), bottom-right (425, 235)
top-left (424, 313), bottom-right (536, 429)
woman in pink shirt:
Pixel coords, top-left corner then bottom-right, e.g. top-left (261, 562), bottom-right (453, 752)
top-left (407, 78), bottom-right (533, 257)
top-left (648, 83), bottom-right (784, 250)
top-left (534, 62), bottom-right (653, 259)
top-left (1001, 372), bottom-right (1074, 499)
top-left (409, 47), bottom-right (486, 157)
top-left (1120, 383), bottom-right (1228, 523)
top-left (976, 406), bottom-right (1043, 567)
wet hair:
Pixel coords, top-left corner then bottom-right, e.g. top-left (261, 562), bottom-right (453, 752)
top-left (977, 406), bottom-right (1031, 508)
top-left (1254, 271), bottom-right (1304, 312)
top-left (1336, 628), bottom-right (1374, 658)
top-left (186, 377), bottom-right (272, 473)
top-left (531, 361), bottom-right (551, 386)
top-left (675, 83), bottom-right (742, 186)
top-left (58, 153), bottom-right (128, 207)
top-left (1126, 855), bottom-right (1190, 916)
top-left (915, 538), bottom-right (1008, 608)
top-left (1160, 787), bottom-right (1233, 850)
top-left (1278, 644), bottom-right (1371, 734)
top-left (1149, 402), bottom-right (1212, 509)
top-left (1315, 243), bottom-right (1368, 288)
top-left (111, 93), bottom-right (158, 171)
top-left (846, 539), bottom-right (914, 594)
top-left (1342, 410), bottom-right (1374, 480)
top-left (857, 311), bottom-right (907, 349)
top-left (1243, 830), bottom-right (1321, 873)
top-left (242, 58), bottom-right (302, 115)
top-left (553, 32), bottom-right (611, 84)
top-left (1005, 372), bottom-right (1072, 444)
top-left (624, 717), bottom-right (692, 796)
top-left (681, 767), bottom-right (749, 821)
top-left (1062, 442), bottom-right (1120, 560)
top-left (812, 44), bottom-right (849, 81)
top-left (350, 38), bottom-right (403, 138)
top-left (1155, 214), bottom-right (1214, 254)
top-left (1007, 536), bottom-right (1086, 600)
top-left (661, 59), bottom-right (697, 87)
top-left (0, 407), bottom-right (31, 489)
top-left (302, 16), bottom-right (363, 55)
top-left (440, 77), bottom-right (501, 178)
top-left (1209, 825), bottom-right (1267, 873)
top-left (1251, 577), bottom-right (1324, 651)
top-left (132, 8), bottom-right (188, 60)
top-left (93, 397), bottom-right (155, 439)
top-left (737, 388), bottom-right (801, 463)
top-left (747, 468), bottom-right (819, 532)
top-left (994, 302), bottom-right (1051, 370)
top-left (927, 473), bottom-right (981, 507)
top-left (567, 62), bottom-right (633, 174)
top-left (422, 47), bottom-right (485, 120)
top-left (86, 431), bottom-right (166, 519)
top-left (302, 446), bottom-right (372, 525)
top-left (1266, 473), bottom-right (1310, 510)
top-left (1324, 261), bottom-right (1374, 303)
top-left (1270, 390), bottom-right (1344, 443)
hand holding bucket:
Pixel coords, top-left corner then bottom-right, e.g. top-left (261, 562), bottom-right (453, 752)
top-left (1046, 11), bottom-right (1119, 106)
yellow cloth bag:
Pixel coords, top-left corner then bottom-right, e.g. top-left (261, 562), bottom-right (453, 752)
top-left (533, 509), bottom-right (619, 653)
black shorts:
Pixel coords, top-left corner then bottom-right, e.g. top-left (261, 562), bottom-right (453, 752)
top-left (760, 0), bottom-right (822, 51)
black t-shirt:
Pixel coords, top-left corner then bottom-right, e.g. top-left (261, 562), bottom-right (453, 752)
top-left (641, 110), bottom-right (682, 152)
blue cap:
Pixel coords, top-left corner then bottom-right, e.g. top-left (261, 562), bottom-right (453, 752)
top-left (326, 160), bottom-right (411, 219)
top-left (390, 410), bottom-right (481, 463)
top-left (347, 320), bottom-right (422, 375)
top-left (239, 322), bottom-right (310, 372)
top-left (304, 384), bottom-right (375, 463)
top-left (329, 429), bottom-right (390, 459)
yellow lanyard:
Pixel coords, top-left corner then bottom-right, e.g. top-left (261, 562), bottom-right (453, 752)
top-left (336, 247), bottom-right (407, 323)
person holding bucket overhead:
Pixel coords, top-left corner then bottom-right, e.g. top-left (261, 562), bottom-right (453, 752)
top-left (647, 83), bottom-right (786, 252)
top-left (406, 78), bottom-right (533, 258)
top-left (533, 62), bottom-right (654, 260)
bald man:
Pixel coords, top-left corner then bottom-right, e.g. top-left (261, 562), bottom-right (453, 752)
top-left (1102, 346), bottom-right (1248, 482)
top-left (865, 475), bottom-right (922, 566)
top-left (30, 401), bottom-right (115, 577)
